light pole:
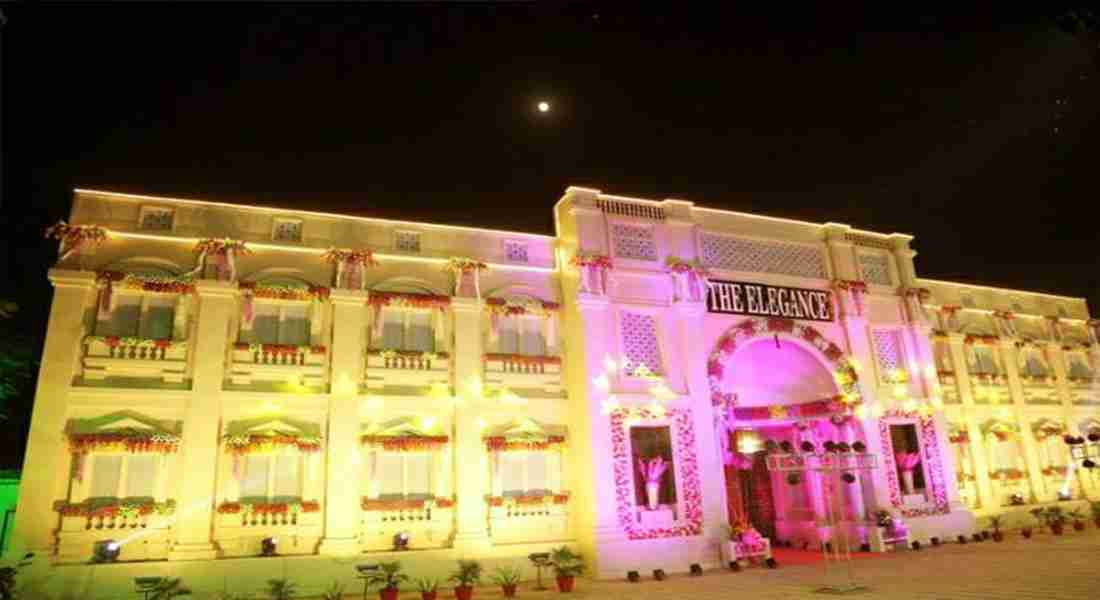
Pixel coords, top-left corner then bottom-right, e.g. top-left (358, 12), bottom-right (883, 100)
top-left (766, 439), bottom-right (878, 595)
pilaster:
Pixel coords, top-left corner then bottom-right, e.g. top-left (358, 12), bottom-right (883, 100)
top-left (9, 270), bottom-right (96, 558)
top-left (168, 279), bottom-right (236, 560)
top-left (319, 289), bottom-right (367, 555)
top-left (1001, 341), bottom-right (1045, 501)
top-left (946, 334), bottom-right (996, 510)
top-left (450, 297), bottom-right (491, 553)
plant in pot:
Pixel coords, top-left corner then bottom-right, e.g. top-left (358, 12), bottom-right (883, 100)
top-left (416, 577), bottom-right (440, 600)
top-left (449, 560), bottom-right (482, 600)
top-left (492, 566), bottom-right (521, 598)
top-left (1033, 507), bottom-right (1067, 535)
top-left (366, 562), bottom-right (408, 600)
top-left (1021, 515), bottom-right (1033, 539)
top-left (1091, 501), bottom-right (1100, 528)
top-left (1069, 509), bottom-right (1086, 531)
top-left (989, 516), bottom-right (1004, 542)
top-left (266, 579), bottom-right (296, 600)
top-left (637, 456), bottom-right (668, 510)
top-left (550, 546), bottom-right (584, 593)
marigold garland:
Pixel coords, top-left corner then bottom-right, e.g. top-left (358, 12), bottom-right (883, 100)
top-left (97, 271), bottom-right (195, 294)
top-left (832, 279), bottom-right (868, 293)
top-left (239, 281), bottom-right (330, 301)
top-left (483, 353), bottom-right (562, 366)
top-left (487, 493), bottom-right (570, 507)
top-left (223, 434), bottom-right (323, 455)
top-left (965, 334), bottom-right (1000, 345)
top-left (55, 499), bottom-right (176, 518)
top-left (569, 252), bottom-right (612, 269)
top-left (664, 256), bottom-right (709, 276)
top-left (483, 435), bottom-right (566, 452)
top-left (68, 431), bottom-right (181, 455)
top-left (322, 248), bottom-right (378, 267)
top-left (367, 291), bottom-right (451, 310)
top-left (233, 342), bottom-right (326, 355)
top-left (217, 500), bottom-right (320, 515)
top-left (360, 435), bottom-right (449, 451)
top-left (361, 498), bottom-right (430, 511)
top-left (484, 297), bottom-right (560, 316)
top-left (85, 336), bottom-right (181, 350)
top-left (194, 238), bottom-right (250, 256)
top-left (444, 257), bottom-right (488, 273)
top-left (44, 221), bottom-right (108, 260)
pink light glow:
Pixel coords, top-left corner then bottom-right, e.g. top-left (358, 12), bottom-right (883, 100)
top-left (722, 339), bottom-right (838, 406)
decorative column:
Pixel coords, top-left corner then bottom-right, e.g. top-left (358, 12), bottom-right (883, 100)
top-left (450, 297), bottom-right (491, 553)
top-left (839, 418), bottom-right (867, 520)
top-left (168, 279), bottom-right (236, 560)
top-left (670, 299), bottom-right (726, 557)
top-left (9, 270), bottom-right (96, 557)
top-left (1001, 341), bottom-right (1045, 502)
top-left (319, 289), bottom-right (367, 555)
top-left (944, 333), bottom-right (996, 510)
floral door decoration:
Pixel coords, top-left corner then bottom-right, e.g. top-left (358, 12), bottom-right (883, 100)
top-left (44, 221), bottom-right (108, 263)
top-left (879, 411), bottom-right (950, 518)
top-left (323, 248), bottom-right (378, 290)
top-left (188, 238), bottom-right (250, 281)
top-left (65, 413), bottom-right (182, 484)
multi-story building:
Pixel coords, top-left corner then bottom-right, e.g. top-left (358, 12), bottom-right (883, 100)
top-left (9, 187), bottom-right (1098, 596)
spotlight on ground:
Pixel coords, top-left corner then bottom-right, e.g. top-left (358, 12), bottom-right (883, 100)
top-left (689, 564), bottom-right (703, 576)
top-left (93, 540), bottom-right (120, 563)
top-left (393, 531), bottom-right (410, 551)
top-left (261, 537), bottom-right (278, 557)
top-left (626, 571), bottom-right (640, 583)
top-left (652, 569), bottom-right (666, 581)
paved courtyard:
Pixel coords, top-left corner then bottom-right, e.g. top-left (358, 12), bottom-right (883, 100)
top-left (432, 530), bottom-right (1100, 600)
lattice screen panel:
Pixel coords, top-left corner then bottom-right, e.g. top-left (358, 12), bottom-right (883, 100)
top-left (858, 253), bottom-right (892, 286)
top-left (504, 240), bottom-right (529, 263)
top-left (611, 223), bottom-right (657, 261)
top-left (620, 312), bottom-right (663, 374)
top-left (871, 329), bottom-right (905, 380)
top-left (700, 234), bottom-right (827, 279)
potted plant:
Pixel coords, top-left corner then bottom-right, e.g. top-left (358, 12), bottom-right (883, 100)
top-left (366, 562), bottom-right (408, 600)
top-left (989, 516), bottom-right (1004, 542)
top-left (266, 579), bottom-right (296, 600)
top-left (321, 582), bottom-right (345, 600)
top-left (1069, 509), bottom-right (1086, 531)
top-left (492, 566), bottom-right (521, 598)
top-left (1021, 517), bottom-right (1033, 539)
top-left (1032, 506), bottom-right (1067, 535)
top-left (449, 560), bottom-right (482, 600)
top-left (550, 546), bottom-right (584, 593)
top-left (637, 456), bottom-right (668, 510)
top-left (416, 577), bottom-right (440, 600)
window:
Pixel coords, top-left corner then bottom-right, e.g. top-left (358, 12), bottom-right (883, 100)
top-left (1067, 354), bottom-right (1094, 380)
top-left (495, 316), bottom-right (546, 356)
top-left (247, 304), bottom-right (310, 346)
top-left (871, 329), bottom-right (904, 380)
top-left (858, 253), bottom-right (892, 286)
top-left (970, 347), bottom-right (999, 375)
top-left (395, 231), bottom-right (421, 253)
top-left (610, 223), bottom-right (657, 261)
top-left (379, 308), bottom-right (435, 352)
top-left (629, 426), bottom-right (676, 506)
top-left (499, 452), bottom-right (550, 497)
top-left (504, 240), bottom-right (528, 263)
top-left (961, 294), bottom-right (976, 309)
top-left (1020, 350), bottom-right (1048, 378)
top-left (700, 234), bottom-right (827, 279)
top-left (375, 453), bottom-right (433, 500)
top-left (933, 340), bottom-right (953, 373)
top-left (240, 454), bottom-right (301, 502)
top-left (889, 423), bottom-right (927, 497)
top-left (621, 312), bottom-right (663, 374)
top-left (139, 207), bottom-right (174, 231)
top-left (87, 454), bottom-right (159, 501)
top-left (1039, 435), bottom-right (1067, 468)
top-left (272, 218), bottom-right (303, 242)
top-left (95, 293), bottom-right (176, 339)
top-left (1058, 306), bottom-right (1069, 318)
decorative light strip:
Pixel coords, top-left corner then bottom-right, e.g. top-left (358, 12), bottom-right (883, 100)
top-left (108, 230), bottom-right (557, 273)
top-left (925, 303), bottom-right (1086, 323)
top-left (918, 278), bottom-right (1084, 302)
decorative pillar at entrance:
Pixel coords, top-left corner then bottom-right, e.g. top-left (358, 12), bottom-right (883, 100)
top-left (798, 423), bottom-right (829, 526)
top-left (670, 299), bottom-right (726, 555)
top-left (451, 297), bottom-right (491, 553)
top-left (946, 333), bottom-right (996, 510)
top-left (319, 289), bottom-right (367, 555)
top-left (169, 279), bottom-right (236, 560)
top-left (1001, 340), bottom-right (1045, 502)
top-left (10, 270), bottom-right (96, 557)
top-left (839, 418), bottom-right (867, 520)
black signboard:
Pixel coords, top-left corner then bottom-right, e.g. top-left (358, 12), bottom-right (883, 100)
top-left (706, 280), bottom-right (833, 322)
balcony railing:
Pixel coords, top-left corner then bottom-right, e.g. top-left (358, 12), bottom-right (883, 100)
top-left (214, 502), bottom-right (323, 557)
top-left (359, 498), bottom-right (455, 551)
top-left (483, 354), bottom-right (562, 393)
top-left (228, 343), bottom-right (327, 387)
top-left (55, 502), bottom-right (174, 563)
top-left (487, 495), bottom-right (570, 544)
top-left (81, 336), bottom-right (189, 383)
top-left (364, 350), bottom-right (450, 390)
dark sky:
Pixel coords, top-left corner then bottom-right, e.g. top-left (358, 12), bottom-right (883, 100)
top-left (3, 4), bottom-right (1100, 334)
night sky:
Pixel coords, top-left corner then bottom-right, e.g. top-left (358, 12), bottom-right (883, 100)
top-left (2, 6), bottom-right (1099, 335)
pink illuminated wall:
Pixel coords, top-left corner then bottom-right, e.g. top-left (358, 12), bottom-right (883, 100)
top-left (723, 339), bottom-right (837, 407)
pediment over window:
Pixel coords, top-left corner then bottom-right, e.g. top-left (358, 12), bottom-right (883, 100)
top-left (362, 416), bottom-right (446, 438)
top-left (224, 416), bottom-right (321, 439)
top-left (980, 420), bottom-right (1019, 438)
top-left (66, 411), bottom-right (180, 437)
top-left (484, 417), bottom-right (566, 442)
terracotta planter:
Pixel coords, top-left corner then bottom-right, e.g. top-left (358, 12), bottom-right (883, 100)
top-left (501, 584), bottom-right (517, 598)
top-left (1022, 528), bottom-right (1032, 539)
top-left (1073, 520), bottom-right (1085, 531)
top-left (380, 588), bottom-right (399, 600)
top-left (1051, 523), bottom-right (1064, 536)
top-left (556, 576), bottom-right (575, 593)
top-left (422, 592), bottom-right (438, 600)
top-left (992, 531), bottom-right (1004, 542)
top-left (454, 585), bottom-right (473, 600)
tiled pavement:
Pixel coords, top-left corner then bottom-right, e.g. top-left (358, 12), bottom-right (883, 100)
top-left (404, 530), bottom-right (1100, 600)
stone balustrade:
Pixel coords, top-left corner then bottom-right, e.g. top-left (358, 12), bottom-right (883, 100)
top-left (82, 337), bottom-right (188, 383)
top-left (364, 350), bottom-right (450, 390)
top-left (483, 354), bottom-right (563, 393)
top-left (228, 343), bottom-right (327, 387)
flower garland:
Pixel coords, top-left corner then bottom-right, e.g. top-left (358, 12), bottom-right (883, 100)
top-left (323, 248), bottom-right (378, 267)
top-left (84, 335), bottom-right (182, 350)
top-left (233, 342), bottom-right (326, 356)
top-left (68, 431), bottom-right (181, 455)
top-left (989, 468), bottom-right (1026, 481)
top-left (569, 252), bottom-right (612, 269)
top-left (195, 238), bottom-right (249, 256)
top-left (1033, 423), bottom-right (1065, 440)
top-left (665, 256), bottom-right (711, 302)
top-left (189, 238), bottom-right (250, 281)
top-left (223, 434), bottom-right (323, 455)
top-left (483, 353), bottom-right (562, 366)
top-left (1042, 466), bottom-right (1069, 477)
top-left (360, 435), bottom-right (449, 451)
top-left (323, 248), bottom-right (378, 290)
top-left (964, 334), bottom-right (999, 345)
top-left (878, 413), bottom-right (949, 518)
top-left (217, 500), bottom-right (320, 515)
top-left (992, 310), bottom-right (1015, 321)
top-left (484, 435), bottom-right (566, 452)
top-left (55, 500), bottom-right (176, 519)
top-left (370, 349), bottom-right (447, 360)
top-left (97, 271), bottom-right (195, 294)
top-left (728, 396), bottom-right (848, 421)
top-left (239, 281), bottom-right (330, 301)
top-left (361, 498), bottom-right (431, 511)
top-left (483, 494), bottom-right (570, 508)
top-left (368, 291), bottom-right (451, 310)
top-left (44, 221), bottom-right (108, 262)
top-left (610, 407), bottom-right (702, 539)
top-left (571, 252), bottom-right (613, 295)
top-left (484, 297), bottom-right (559, 316)
top-left (445, 257), bottom-right (488, 299)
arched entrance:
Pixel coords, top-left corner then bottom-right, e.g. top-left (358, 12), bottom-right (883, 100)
top-left (708, 318), bottom-right (865, 548)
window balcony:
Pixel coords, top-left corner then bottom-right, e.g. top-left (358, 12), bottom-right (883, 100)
top-left (213, 501), bottom-right (323, 557)
top-left (483, 354), bottom-right (562, 394)
top-left (81, 336), bottom-right (189, 383)
top-left (54, 501), bottom-right (175, 563)
top-left (487, 494), bottom-right (570, 544)
top-left (359, 497), bottom-right (455, 551)
top-left (364, 349), bottom-right (450, 390)
top-left (228, 343), bottom-right (327, 387)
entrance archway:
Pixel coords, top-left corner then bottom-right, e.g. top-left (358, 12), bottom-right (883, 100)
top-left (707, 317), bottom-right (864, 548)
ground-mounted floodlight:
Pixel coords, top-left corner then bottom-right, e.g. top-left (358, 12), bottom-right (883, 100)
top-left (261, 537), bottom-right (278, 557)
top-left (93, 540), bottom-right (120, 563)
